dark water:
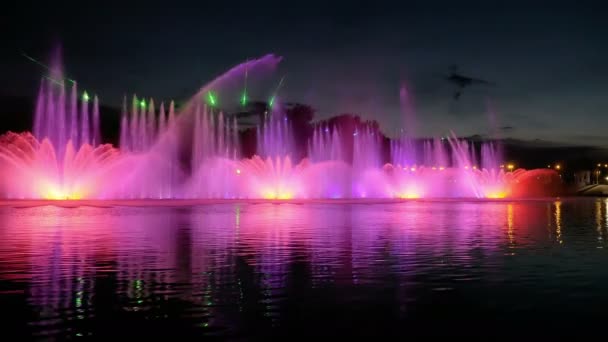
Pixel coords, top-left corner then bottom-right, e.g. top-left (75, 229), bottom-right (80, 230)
top-left (1, 198), bottom-right (608, 339)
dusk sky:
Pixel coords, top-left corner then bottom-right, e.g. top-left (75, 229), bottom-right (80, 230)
top-left (3, 1), bottom-right (607, 146)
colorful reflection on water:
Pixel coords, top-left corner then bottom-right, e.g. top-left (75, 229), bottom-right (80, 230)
top-left (1, 199), bottom-right (608, 338)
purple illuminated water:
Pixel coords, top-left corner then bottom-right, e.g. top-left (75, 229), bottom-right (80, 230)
top-left (0, 54), bottom-right (561, 199)
top-left (33, 81), bottom-right (100, 158)
top-left (1, 199), bottom-right (607, 338)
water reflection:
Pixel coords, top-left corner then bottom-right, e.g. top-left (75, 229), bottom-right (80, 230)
top-left (555, 200), bottom-right (563, 244)
top-left (1, 199), bottom-right (608, 338)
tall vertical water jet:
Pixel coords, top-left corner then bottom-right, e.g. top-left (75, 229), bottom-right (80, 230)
top-left (168, 101), bottom-right (175, 127)
top-left (129, 95), bottom-right (139, 152)
top-left (209, 107), bottom-right (216, 156)
top-left (257, 107), bottom-right (294, 159)
top-left (69, 83), bottom-right (78, 146)
top-left (192, 104), bottom-right (203, 169)
top-left (92, 95), bottom-right (100, 146)
top-left (33, 80), bottom-right (45, 140)
top-left (481, 141), bottom-right (502, 171)
top-left (120, 95), bottom-right (175, 154)
top-left (44, 83), bottom-right (55, 142)
top-left (57, 85), bottom-right (66, 156)
top-left (164, 100), bottom-right (178, 198)
top-left (232, 117), bottom-right (239, 160)
top-left (309, 125), bottom-right (343, 163)
top-left (352, 125), bottom-right (382, 172)
top-left (147, 99), bottom-right (156, 148)
top-left (434, 138), bottom-right (448, 167)
top-left (80, 92), bottom-right (89, 145)
top-left (119, 96), bottom-right (129, 151)
top-left (391, 134), bottom-right (416, 167)
top-left (218, 111), bottom-right (224, 158)
top-left (138, 100), bottom-right (147, 151)
top-left (31, 77), bottom-right (84, 154)
top-left (158, 102), bottom-right (167, 136)
top-left (224, 114), bottom-right (230, 158)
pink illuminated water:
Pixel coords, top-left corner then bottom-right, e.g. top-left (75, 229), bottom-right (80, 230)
top-left (1, 199), bottom-right (607, 338)
top-left (0, 54), bottom-right (561, 199)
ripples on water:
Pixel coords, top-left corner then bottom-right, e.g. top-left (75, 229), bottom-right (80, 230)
top-left (1, 198), bottom-right (608, 338)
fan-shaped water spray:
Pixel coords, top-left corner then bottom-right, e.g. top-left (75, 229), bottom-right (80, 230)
top-left (0, 132), bottom-right (121, 199)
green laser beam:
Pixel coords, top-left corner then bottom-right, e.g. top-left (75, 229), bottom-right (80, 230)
top-left (269, 76), bottom-right (285, 108)
top-left (21, 51), bottom-right (76, 84)
top-left (43, 75), bottom-right (65, 87)
top-left (241, 61), bottom-right (248, 106)
top-left (207, 92), bottom-right (217, 106)
top-left (275, 76), bottom-right (285, 93)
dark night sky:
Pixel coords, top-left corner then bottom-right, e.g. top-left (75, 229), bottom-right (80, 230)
top-left (2, 0), bottom-right (607, 146)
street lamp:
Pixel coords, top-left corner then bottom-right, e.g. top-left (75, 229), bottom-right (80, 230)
top-left (507, 163), bottom-right (514, 171)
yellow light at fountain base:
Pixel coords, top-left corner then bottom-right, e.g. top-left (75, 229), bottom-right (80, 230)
top-left (262, 190), bottom-right (294, 200)
top-left (42, 187), bottom-right (83, 200)
top-left (395, 188), bottom-right (421, 199)
top-left (485, 192), bottom-right (507, 199)
top-left (397, 193), bottom-right (420, 199)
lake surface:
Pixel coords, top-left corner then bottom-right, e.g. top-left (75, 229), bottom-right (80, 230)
top-left (1, 198), bottom-right (607, 339)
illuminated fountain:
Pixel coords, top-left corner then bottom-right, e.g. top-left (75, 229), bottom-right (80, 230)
top-left (0, 70), bottom-right (129, 199)
top-left (186, 102), bottom-right (240, 199)
top-left (116, 95), bottom-right (183, 199)
top-left (0, 52), bottom-right (562, 200)
top-left (0, 131), bottom-right (122, 199)
top-left (304, 125), bottom-right (544, 199)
